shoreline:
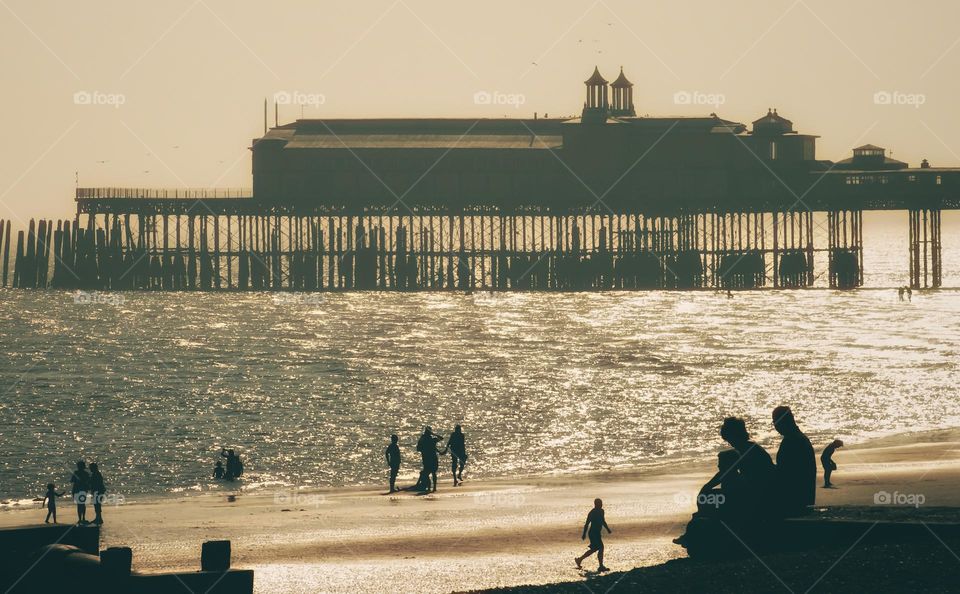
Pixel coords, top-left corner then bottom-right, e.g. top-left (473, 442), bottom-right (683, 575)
top-left (3, 422), bottom-right (957, 512)
top-left (2, 426), bottom-right (959, 593)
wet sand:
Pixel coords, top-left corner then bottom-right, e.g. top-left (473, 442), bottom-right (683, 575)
top-left (3, 428), bottom-right (960, 593)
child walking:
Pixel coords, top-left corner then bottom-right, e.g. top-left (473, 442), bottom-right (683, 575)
top-left (575, 498), bottom-right (612, 572)
top-left (42, 483), bottom-right (66, 524)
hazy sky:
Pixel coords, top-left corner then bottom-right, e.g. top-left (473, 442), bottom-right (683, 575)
top-left (2, 0), bottom-right (960, 219)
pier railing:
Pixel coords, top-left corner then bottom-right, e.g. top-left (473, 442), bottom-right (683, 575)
top-left (76, 188), bottom-right (253, 200)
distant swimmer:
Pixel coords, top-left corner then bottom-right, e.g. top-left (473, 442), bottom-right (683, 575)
top-left (444, 425), bottom-right (468, 486)
top-left (213, 460), bottom-right (225, 480)
top-left (386, 434), bottom-right (401, 493)
top-left (726, 289), bottom-right (733, 299)
top-left (575, 498), bottom-right (611, 572)
top-left (821, 439), bottom-right (844, 488)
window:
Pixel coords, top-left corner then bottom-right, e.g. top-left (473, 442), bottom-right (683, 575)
top-left (908, 175), bottom-right (917, 182)
top-left (936, 176), bottom-right (943, 185)
top-left (769, 141), bottom-right (777, 160)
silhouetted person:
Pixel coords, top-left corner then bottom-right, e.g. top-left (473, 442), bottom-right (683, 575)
top-left (821, 439), bottom-right (844, 488)
top-left (42, 483), bottom-right (66, 524)
top-left (898, 286), bottom-right (905, 301)
top-left (416, 427), bottom-right (443, 492)
top-left (694, 449), bottom-right (743, 516)
top-left (444, 425), bottom-right (467, 486)
top-left (575, 498), bottom-right (611, 572)
top-left (213, 460), bottom-right (225, 480)
top-left (69, 461), bottom-right (90, 525)
top-left (772, 406), bottom-right (816, 516)
top-left (221, 448), bottom-right (243, 480)
top-left (907, 286), bottom-right (913, 302)
top-left (89, 463), bottom-right (106, 525)
top-left (386, 434), bottom-right (401, 493)
top-left (675, 417), bottom-right (776, 546)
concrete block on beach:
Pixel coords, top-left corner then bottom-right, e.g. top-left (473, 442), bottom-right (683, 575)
top-left (201, 539), bottom-right (232, 571)
top-left (0, 526), bottom-right (252, 594)
top-left (0, 523), bottom-right (100, 555)
top-left (130, 569), bottom-right (254, 594)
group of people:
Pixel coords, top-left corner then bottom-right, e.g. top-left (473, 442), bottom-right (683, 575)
top-left (42, 460), bottom-right (108, 525)
top-left (674, 405), bottom-right (842, 549)
top-left (213, 447), bottom-right (244, 481)
top-left (385, 425), bottom-right (468, 493)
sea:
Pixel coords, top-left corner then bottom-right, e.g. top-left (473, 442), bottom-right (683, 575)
top-left (1, 211), bottom-right (958, 504)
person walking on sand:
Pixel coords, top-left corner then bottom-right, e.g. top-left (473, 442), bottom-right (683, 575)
top-left (444, 425), bottom-right (467, 486)
top-left (70, 460), bottom-right (91, 525)
top-left (42, 483), bottom-right (66, 524)
top-left (89, 463), bottom-right (106, 525)
top-left (575, 498), bottom-right (612, 572)
top-left (821, 439), bottom-right (844, 488)
top-left (385, 434), bottom-right (402, 493)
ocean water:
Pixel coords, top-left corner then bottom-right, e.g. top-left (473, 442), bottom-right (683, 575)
top-left (0, 211), bottom-right (958, 502)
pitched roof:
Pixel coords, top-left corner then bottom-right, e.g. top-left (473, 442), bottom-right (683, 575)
top-left (584, 66), bottom-right (608, 85)
top-left (611, 67), bottom-right (633, 88)
top-left (854, 144), bottom-right (885, 151)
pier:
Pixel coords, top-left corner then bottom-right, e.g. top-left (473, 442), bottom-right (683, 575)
top-left (2, 68), bottom-right (956, 292)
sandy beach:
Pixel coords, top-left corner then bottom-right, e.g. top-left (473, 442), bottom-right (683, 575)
top-left (3, 427), bottom-right (960, 593)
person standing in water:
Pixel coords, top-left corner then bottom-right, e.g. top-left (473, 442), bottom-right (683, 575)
top-left (89, 463), bottom-right (106, 525)
top-left (221, 448), bottom-right (244, 480)
top-left (385, 434), bottom-right (402, 493)
top-left (821, 439), bottom-right (844, 488)
top-left (575, 498), bottom-right (612, 572)
top-left (445, 425), bottom-right (467, 486)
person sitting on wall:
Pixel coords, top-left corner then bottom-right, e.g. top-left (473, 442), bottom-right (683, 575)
top-left (772, 406), bottom-right (816, 516)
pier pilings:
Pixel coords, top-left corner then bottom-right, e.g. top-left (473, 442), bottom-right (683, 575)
top-left (0, 205), bottom-right (942, 291)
